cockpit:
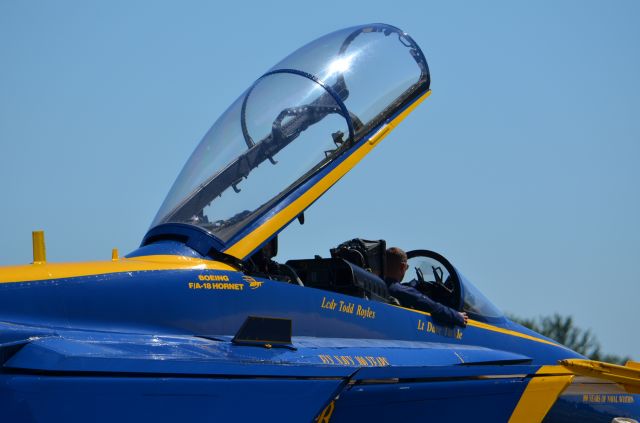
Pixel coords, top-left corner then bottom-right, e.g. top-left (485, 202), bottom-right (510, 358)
top-left (279, 238), bottom-right (505, 323)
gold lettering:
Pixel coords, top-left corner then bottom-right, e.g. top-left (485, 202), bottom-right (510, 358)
top-left (338, 301), bottom-right (354, 314)
top-left (197, 274), bottom-right (231, 282)
top-left (318, 354), bottom-right (335, 365)
top-left (355, 356), bottom-right (368, 366)
top-left (316, 353), bottom-right (390, 367)
top-left (376, 357), bottom-right (390, 367)
top-left (355, 305), bottom-right (376, 319)
top-left (316, 401), bottom-right (335, 423)
top-left (427, 321), bottom-right (436, 334)
top-left (321, 297), bottom-right (337, 310)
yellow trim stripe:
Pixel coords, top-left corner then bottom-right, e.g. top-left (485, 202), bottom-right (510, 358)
top-left (225, 91), bottom-right (432, 259)
top-left (0, 255), bottom-right (234, 284)
top-left (391, 303), bottom-right (565, 348)
top-left (627, 360), bottom-right (640, 371)
top-left (561, 359), bottom-right (640, 389)
top-left (315, 400), bottom-right (336, 423)
top-left (468, 319), bottom-right (564, 348)
top-left (508, 365), bottom-right (574, 423)
top-left (2, 255), bottom-right (565, 351)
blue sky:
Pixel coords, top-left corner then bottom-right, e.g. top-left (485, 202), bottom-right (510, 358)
top-left (1, 1), bottom-right (638, 358)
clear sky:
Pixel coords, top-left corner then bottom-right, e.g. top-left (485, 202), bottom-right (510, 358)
top-left (1, 1), bottom-right (638, 358)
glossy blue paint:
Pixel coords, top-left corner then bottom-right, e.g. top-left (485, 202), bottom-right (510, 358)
top-left (0, 374), bottom-right (344, 422)
top-left (126, 239), bottom-right (204, 259)
top-left (5, 256), bottom-right (635, 422)
top-left (0, 266), bottom-right (593, 422)
top-left (136, 223), bottom-right (223, 258)
top-left (0, 269), bottom-right (579, 365)
top-left (330, 378), bottom-right (529, 422)
top-left (4, 332), bottom-right (535, 376)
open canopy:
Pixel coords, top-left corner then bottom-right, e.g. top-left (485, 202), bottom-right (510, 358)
top-left (148, 23), bottom-right (430, 259)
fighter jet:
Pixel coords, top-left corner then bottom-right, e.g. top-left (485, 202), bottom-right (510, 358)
top-left (1, 23), bottom-right (638, 422)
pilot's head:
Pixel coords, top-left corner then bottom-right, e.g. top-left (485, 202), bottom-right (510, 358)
top-left (385, 247), bottom-right (408, 282)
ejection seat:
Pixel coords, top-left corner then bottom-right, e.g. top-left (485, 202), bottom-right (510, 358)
top-left (286, 239), bottom-right (391, 303)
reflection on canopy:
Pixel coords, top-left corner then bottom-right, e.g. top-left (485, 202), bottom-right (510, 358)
top-left (151, 24), bottom-right (430, 247)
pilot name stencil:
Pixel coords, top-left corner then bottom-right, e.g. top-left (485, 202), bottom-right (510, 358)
top-left (321, 296), bottom-right (376, 319)
top-left (318, 354), bottom-right (389, 367)
top-left (417, 318), bottom-right (463, 340)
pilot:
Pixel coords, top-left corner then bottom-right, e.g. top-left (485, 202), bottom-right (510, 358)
top-left (384, 247), bottom-right (468, 327)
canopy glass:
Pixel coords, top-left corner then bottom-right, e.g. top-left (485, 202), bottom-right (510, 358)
top-left (151, 24), bottom-right (430, 248)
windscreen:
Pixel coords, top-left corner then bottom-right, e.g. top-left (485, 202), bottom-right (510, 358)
top-left (459, 273), bottom-right (504, 320)
top-left (151, 24), bottom-right (429, 246)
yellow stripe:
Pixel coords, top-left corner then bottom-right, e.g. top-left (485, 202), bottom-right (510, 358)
top-left (508, 365), bottom-right (574, 422)
top-left (225, 91), bottom-right (432, 259)
top-left (0, 255), bottom-right (234, 284)
top-left (468, 319), bottom-right (563, 348)
top-left (391, 303), bottom-right (564, 348)
top-left (561, 359), bottom-right (640, 387)
top-left (315, 400), bottom-right (336, 423)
